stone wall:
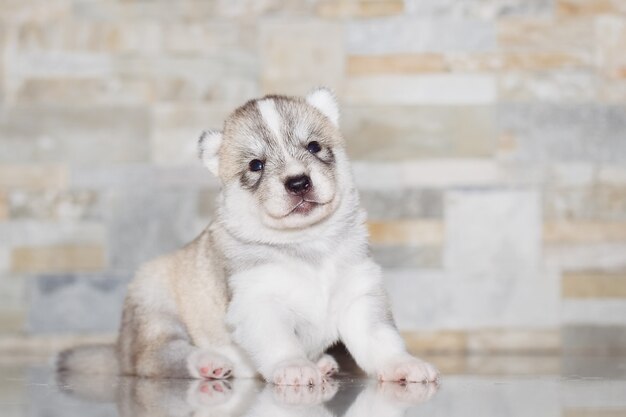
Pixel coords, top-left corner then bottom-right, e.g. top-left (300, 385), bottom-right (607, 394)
top-left (1, 0), bottom-right (625, 355)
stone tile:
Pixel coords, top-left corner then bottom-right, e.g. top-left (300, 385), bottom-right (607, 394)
top-left (562, 325), bottom-right (626, 354)
top-left (598, 166), bottom-right (626, 185)
top-left (544, 221), bottom-right (626, 243)
top-left (497, 103), bottom-right (626, 163)
top-left (347, 54), bottom-right (448, 75)
top-left (0, 274), bottom-right (26, 333)
top-left (342, 105), bottom-right (495, 159)
top-left (345, 74), bottom-right (497, 105)
top-left (546, 163), bottom-right (594, 187)
top-left (352, 159), bottom-right (506, 190)
top-left (544, 185), bottom-right (626, 221)
top-left (562, 271), bottom-right (626, 298)
top-left (14, 20), bottom-right (162, 54)
top-left (260, 19), bottom-right (344, 95)
top-left (27, 273), bottom-right (129, 333)
top-left (0, 221), bottom-right (106, 248)
top-left (450, 52), bottom-right (588, 71)
top-left (106, 186), bottom-right (203, 270)
top-left (14, 78), bottom-right (153, 106)
top-left (444, 188), bottom-right (541, 279)
top-left (114, 54), bottom-right (259, 102)
top-left (151, 104), bottom-right (234, 166)
top-left (8, 51), bottom-right (112, 78)
top-left (497, 17), bottom-right (595, 63)
top-left (11, 245), bottom-right (106, 274)
top-left (405, 0), bottom-right (554, 18)
top-left (562, 299), bottom-right (626, 325)
top-left (7, 190), bottom-right (100, 221)
top-left (498, 69), bottom-right (600, 101)
top-left (557, 0), bottom-right (626, 16)
top-left (346, 17), bottom-right (495, 54)
top-left (595, 15), bottom-right (626, 79)
top-left (545, 243), bottom-right (626, 271)
top-left (360, 189), bottom-right (443, 220)
top-left (197, 189), bottom-right (220, 219)
top-left (0, 192), bottom-right (7, 220)
top-left (373, 246), bottom-right (442, 268)
top-left (368, 220), bottom-right (444, 245)
top-left (402, 330), bottom-right (467, 353)
top-left (467, 329), bottom-right (561, 353)
top-left (316, 0), bottom-right (404, 18)
top-left (384, 267), bottom-right (559, 330)
top-left (0, 165), bottom-right (67, 191)
top-left (0, 333), bottom-right (115, 356)
top-left (0, 106), bottom-right (150, 165)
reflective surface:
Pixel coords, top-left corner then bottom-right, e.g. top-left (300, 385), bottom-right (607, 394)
top-left (2, 355), bottom-right (626, 417)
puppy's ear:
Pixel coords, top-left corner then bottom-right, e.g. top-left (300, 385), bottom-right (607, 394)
top-left (306, 87), bottom-right (339, 126)
top-left (198, 130), bottom-right (223, 176)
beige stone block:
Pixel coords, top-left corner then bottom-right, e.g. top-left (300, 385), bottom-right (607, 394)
top-left (498, 18), bottom-right (594, 62)
top-left (563, 271), bottom-right (626, 298)
top-left (544, 221), bottom-right (626, 243)
top-left (467, 329), bottom-right (561, 353)
top-left (347, 54), bottom-right (448, 75)
top-left (0, 192), bottom-right (7, 220)
top-left (368, 220), bottom-right (444, 245)
top-left (0, 165), bottom-right (68, 191)
top-left (14, 78), bottom-right (153, 105)
top-left (564, 409), bottom-right (626, 417)
top-left (557, 0), bottom-right (626, 16)
top-left (345, 74), bottom-right (497, 104)
top-left (595, 16), bottom-right (626, 79)
top-left (0, 333), bottom-right (115, 357)
top-left (343, 105), bottom-right (495, 160)
top-left (260, 19), bottom-right (344, 95)
top-left (317, 0), bottom-right (404, 18)
top-left (403, 330), bottom-right (467, 353)
top-left (449, 52), bottom-right (587, 71)
top-left (498, 70), bottom-right (598, 101)
top-left (11, 245), bottom-right (105, 273)
top-left (465, 354), bottom-right (561, 375)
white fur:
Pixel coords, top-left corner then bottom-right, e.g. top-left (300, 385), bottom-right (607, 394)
top-left (257, 99), bottom-right (283, 139)
top-left (198, 130), bottom-right (223, 176)
top-left (306, 88), bottom-right (339, 126)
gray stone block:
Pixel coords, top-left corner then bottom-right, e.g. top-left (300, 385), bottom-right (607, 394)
top-left (0, 106), bottom-right (150, 165)
top-left (372, 246), bottom-right (442, 268)
top-left (106, 186), bottom-right (204, 271)
top-left (360, 189), bottom-right (443, 220)
top-left (27, 273), bottom-right (129, 333)
top-left (347, 17), bottom-right (495, 54)
top-left (498, 103), bottom-right (626, 163)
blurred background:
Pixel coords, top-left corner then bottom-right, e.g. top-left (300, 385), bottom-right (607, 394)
top-left (0, 0), bottom-right (625, 364)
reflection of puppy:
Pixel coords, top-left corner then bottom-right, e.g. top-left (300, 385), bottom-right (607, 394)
top-left (57, 88), bottom-right (439, 385)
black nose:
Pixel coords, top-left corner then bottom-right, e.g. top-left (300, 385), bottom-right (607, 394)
top-left (285, 175), bottom-right (311, 195)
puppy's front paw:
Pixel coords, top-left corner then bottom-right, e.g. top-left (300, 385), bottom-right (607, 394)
top-left (271, 359), bottom-right (324, 386)
top-left (187, 350), bottom-right (233, 380)
top-left (316, 354), bottom-right (339, 378)
top-left (378, 356), bottom-right (439, 383)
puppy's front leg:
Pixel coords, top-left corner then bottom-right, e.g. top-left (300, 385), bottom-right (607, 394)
top-left (227, 284), bottom-right (323, 385)
top-left (338, 287), bottom-right (439, 383)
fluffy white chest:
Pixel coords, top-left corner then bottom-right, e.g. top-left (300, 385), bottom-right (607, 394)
top-left (228, 255), bottom-right (358, 358)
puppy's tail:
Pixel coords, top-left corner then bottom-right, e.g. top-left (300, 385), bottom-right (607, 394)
top-left (57, 344), bottom-right (119, 375)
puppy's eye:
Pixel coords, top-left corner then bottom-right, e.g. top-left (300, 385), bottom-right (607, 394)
top-left (248, 159), bottom-right (264, 172)
top-left (307, 141), bottom-right (322, 154)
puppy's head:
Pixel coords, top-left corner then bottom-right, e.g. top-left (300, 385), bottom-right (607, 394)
top-left (199, 88), bottom-right (352, 240)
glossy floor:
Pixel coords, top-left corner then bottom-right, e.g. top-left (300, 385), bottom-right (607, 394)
top-left (1, 355), bottom-right (626, 417)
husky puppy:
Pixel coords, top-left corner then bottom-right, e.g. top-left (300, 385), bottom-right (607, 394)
top-left (58, 88), bottom-right (439, 385)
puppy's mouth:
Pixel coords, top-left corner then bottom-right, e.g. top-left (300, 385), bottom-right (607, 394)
top-left (288, 198), bottom-right (320, 216)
